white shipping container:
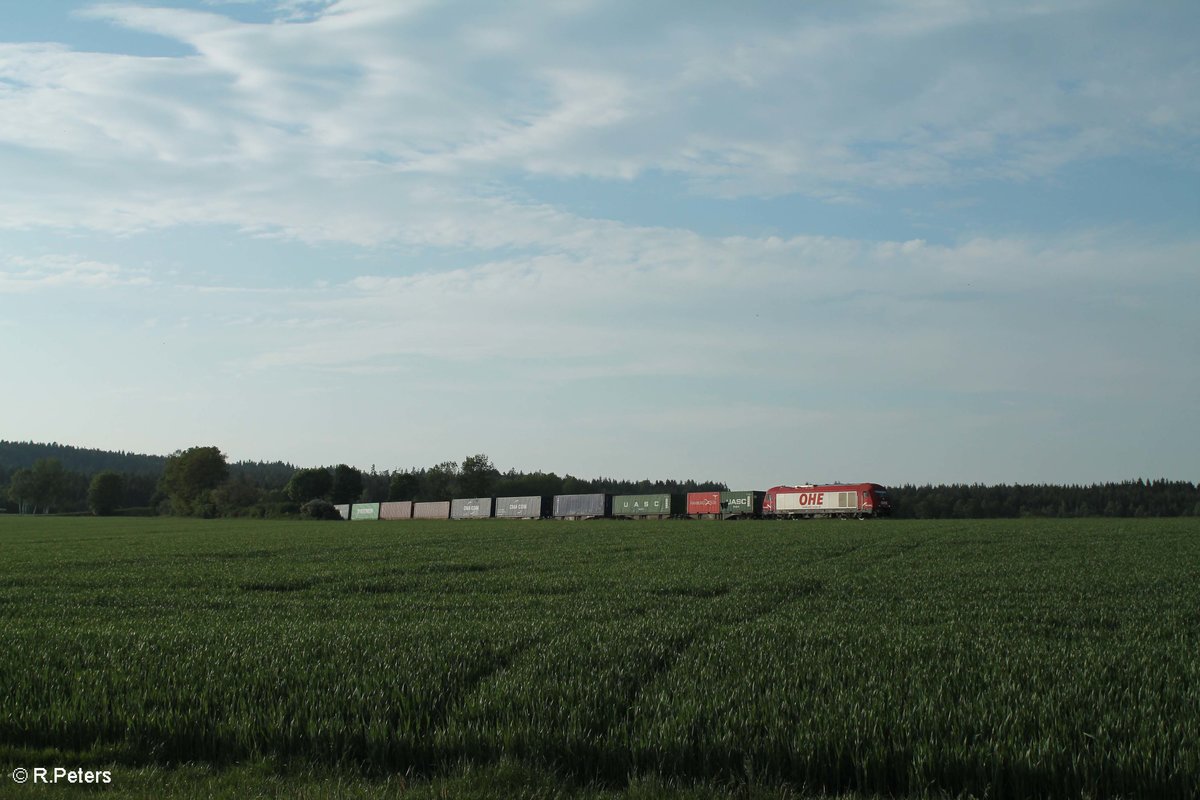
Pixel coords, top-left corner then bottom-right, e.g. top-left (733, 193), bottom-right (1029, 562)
top-left (451, 497), bottom-right (493, 519)
top-left (495, 496), bottom-right (549, 518)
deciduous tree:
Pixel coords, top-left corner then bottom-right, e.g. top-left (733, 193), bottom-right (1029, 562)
top-left (285, 467), bottom-right (333, 503)
top-left (160, 446), bottom-right (229, 516)
top-left (460, 453), bottom-right (498, 498)
top-left (87, 471), bottom-right (124, 516)
top-left (330, 464), bottom-right (363, 505)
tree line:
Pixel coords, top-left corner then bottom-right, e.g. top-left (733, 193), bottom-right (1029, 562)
top-left (887, 480), bottom-right (1200, 519)
top-left (1, 440), bottom-right (1195, 518)
top-left (0, 443), bottom-right (726, 518)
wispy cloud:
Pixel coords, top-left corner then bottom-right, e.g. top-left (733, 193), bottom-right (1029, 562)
top-left (0, 0), bottom-right (1193, 244)
top-left (0, 254), bottom-right (150, 292)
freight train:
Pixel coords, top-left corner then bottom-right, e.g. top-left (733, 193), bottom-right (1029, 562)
top-left (337, 483), bottom-right (890, 521)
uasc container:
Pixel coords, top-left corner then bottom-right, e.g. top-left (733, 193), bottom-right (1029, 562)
top-left (412, 501), bottom-right (451, 519)
top-left (379, 501), bottom-right (413, 520)
top-left (495, 496), bottom-right (551, 519)
top-left (613, 493), bottom-right (681, 519)
top-left (720, 491), bottom-right (764, 518)
top-left (451, 497), bottom-right (494, 519)
top-left (552, 493), bottom-right (611, 519)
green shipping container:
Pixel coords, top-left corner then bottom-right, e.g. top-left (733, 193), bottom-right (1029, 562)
top-left (350, 502), bottom-right (381, 521)
top-left (719, 491), bottom-right (764, 518)
top-left (612, 493), bottom-right (682, 518)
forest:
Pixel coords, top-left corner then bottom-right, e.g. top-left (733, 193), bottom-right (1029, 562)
top-left (0, 440), bottom-right (1195, 518)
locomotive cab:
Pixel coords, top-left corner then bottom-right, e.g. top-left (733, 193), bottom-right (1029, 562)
top-left (868, 486), bottom-right (891, 515)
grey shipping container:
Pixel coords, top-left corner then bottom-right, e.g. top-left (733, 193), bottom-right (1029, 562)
top-left (552, 493), bottom-right (611, 519)
top-left (412, 501), bottom-right (451, 519)
top-left (495, 495), bottom-right (552, 518)
top-left (379, 501), bottom-right (413, 520)
top-left (612, 493), bottom-right (683, 518)
top-left (333, 504), bottom-right (350, 520)
top-left (451, 497), bottom-right (493, 519)
top-left (350, 502), bottom-right (380, 521)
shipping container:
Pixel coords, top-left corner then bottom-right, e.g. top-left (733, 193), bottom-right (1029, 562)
top-left (379, 501), bottom-right (412, 520)
top-left (612, 493), bottom-right (682, 519)
top-left (333, 504), bottom-right (350, 520)
top-left (720, 490), bottom-right (764, 518)
top-left (450, 497), bottom-right (494, 519)
top-left (495, 495), bottom-right (552, 519)
top-left (552, 493), bottom-right (611, 519)
top-left (412, 501), bottom-right (451, 519)
top-left (350, 502), bottom-right (380, 521)
top-left (687, 491), bottom-right (721, 517)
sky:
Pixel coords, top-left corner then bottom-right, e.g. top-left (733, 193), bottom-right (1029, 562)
top-left (1, 0), bottom-right (1197, 489)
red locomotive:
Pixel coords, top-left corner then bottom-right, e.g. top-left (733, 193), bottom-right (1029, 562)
top-left (762, 483), bottom-right (891, 518)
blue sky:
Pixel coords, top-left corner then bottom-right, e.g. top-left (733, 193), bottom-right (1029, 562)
top-left (1, 0), bottom-right (1197, 488)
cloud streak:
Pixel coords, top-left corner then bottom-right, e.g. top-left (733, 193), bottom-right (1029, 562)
top-left (0, 0), bottom-right (1193, 231)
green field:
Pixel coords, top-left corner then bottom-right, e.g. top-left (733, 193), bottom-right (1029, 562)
top-left (1, 516), bottom-right (1197, 799)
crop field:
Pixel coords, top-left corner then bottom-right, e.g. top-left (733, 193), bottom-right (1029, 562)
top-left (1, 516), bottom-right (1198, 799)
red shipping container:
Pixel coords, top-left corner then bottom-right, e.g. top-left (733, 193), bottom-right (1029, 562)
top-left (687, 491), bottom-right (721, 515)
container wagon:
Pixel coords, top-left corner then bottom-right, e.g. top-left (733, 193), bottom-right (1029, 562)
top-left (412, 500), bottom-right (451, 519)
top-left (495, 496), bottom-right (552, 519)
top-left (450, 497), bottom-right (494, 519)
top-left (721, 490), bottom-right (764, 518)
top-left (612, 493), bottom-right (683, 519)
top-left (763, 483), bottom-right (890, 518)
top-left (552, 493), bottom-right (611, 520)
top-left (686, 491), bottom-right (721, 518)
top-left (686, 491), bottom-right (764, 519)
top-left (350, 502), bottom-right (380, 521)
top-left (379, 501), bottom-right (413, 520)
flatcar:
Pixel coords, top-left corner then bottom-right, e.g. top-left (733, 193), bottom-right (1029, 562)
top-left (686, 490), bottom-right (764, 519)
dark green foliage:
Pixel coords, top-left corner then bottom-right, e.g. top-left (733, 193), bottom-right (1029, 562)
top-left (0, 440), bottom-right (165, 475)
top-left (388, 471), bottom-right (420, 501)
top-left (460, 453), bottom-right (499, 498)
top-left (299, 498), bottom-right (343, 520)
top-left (284, 467), bottom-right (333, 503)
top-left (6, 458), bottom-right (73, 514)
top-left (210, 478), bottom-right (263, 516)
top-left (889, 479), bottom-right (1199, 518)
top-left (421, 461), bottom-right (460, 501)
top-left (330, 464), bottom-right (363, 504)
top-left (360, 466), bottom-right (390, 503)
top-left (228, 460), bottom-right (300, 489)
top-left (159, 446), bottom-right (230, 517)
top-left (87, 471), bottom-right (124, 516)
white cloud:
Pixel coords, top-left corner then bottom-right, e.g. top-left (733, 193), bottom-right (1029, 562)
top-left (0, 254), bottom-right (150, 292)
top-left (0, 0), bottom-right (1193, 230)
top-left (221, 225), bottom-right (1198, 410)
